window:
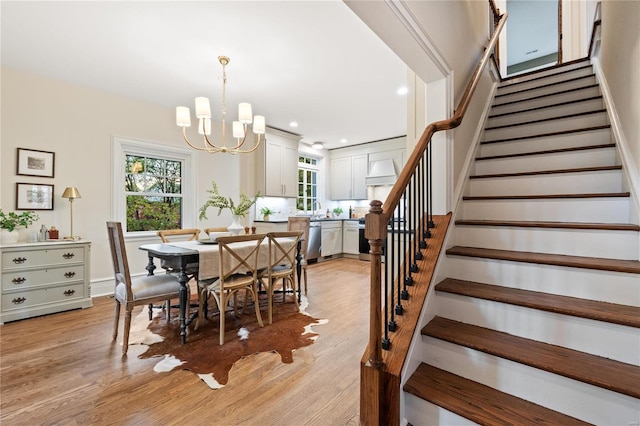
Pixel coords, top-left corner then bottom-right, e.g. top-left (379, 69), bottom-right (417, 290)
top-left (298, 155), bottom-right (318, 213)
top-left (113, 137), bottom-right (196, 235)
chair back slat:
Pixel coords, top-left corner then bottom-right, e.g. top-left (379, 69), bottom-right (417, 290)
top-left (157, 228), bottom-right (200, 243)
top-left (267, 231), bottom-right (303, 270)
top-left (287, 217), bottom-right (310, 258)
top-left (216, 234), bottom-right (266, 280)
top-left (204, 227), bottom-right (228, 236)
top-left (106, 221), bottom-right (133, 299)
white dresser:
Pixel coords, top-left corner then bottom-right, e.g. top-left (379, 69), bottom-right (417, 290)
top-left (1, 240), bottom-right (92, 323)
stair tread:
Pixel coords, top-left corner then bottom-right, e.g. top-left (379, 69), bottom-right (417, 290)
top-left (470, 165), bottom-right (622, 179)
top-left (463, 192), bottom-right (630, 200)
top-left (500, 59), bottom-right (591, 86)
top-left (489, 95), bottom-right (603, 119)
top-left (495, 74), bottom-right (596, 99)
top-left (485, 109), bottom-right (607, 131)
top-left (446, 246), bottom-right (640, 274)
top-left (454, 219), bottom-right (640, 232)
top-left (493, 83), bottom-right (600, 109)
top-left (476, 143), bottom-right (615, 161)
top-left (404, 363), bottom-right (591, 426)
top-left (422, 317), bottom-right (640, 398)
top-left (482, 125), bottom-right (610, 145)
top-left (436, 278), bottom-right (640, 328)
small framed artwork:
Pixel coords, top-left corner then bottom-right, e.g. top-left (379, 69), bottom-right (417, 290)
top-left (16, 148), bottom-right (55, 178)
top-left (16, 183), bottom-right (54, 210)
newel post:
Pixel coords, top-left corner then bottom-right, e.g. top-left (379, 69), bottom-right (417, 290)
top-left (360, 200), bottom-right (387, 425)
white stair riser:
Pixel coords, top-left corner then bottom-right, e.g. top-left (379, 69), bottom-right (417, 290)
top-left (453, 225), bottom-right (638, 260)
top-left (487, 98), bottom-right (604, 128)
top-left (498, 67), bottom-right (595, 95)
top-left (491, 85), bottom-right (601, 115)
top-left (404, 393), bottom-right (478, 426)
top-left (483, 112), bottom-right (608, 141)
top-left (495, 75), bottom-right (597, 104)
top-left (475, 147), bottom-right (617, 175)
top-left (435, 294), bottom-right (640, 365)
top-left (421, 337), bottom-right (640, 425)
top-left (479, 128), bottom-right (611, 157)
top-left (460, 197), bottom-right (632, 223)
top-left (468, 170), bottom-right (623, 196)
top-left (501, 62), bottom-right (592, 85)
top-left (445, 256), bottom-right (640, 306)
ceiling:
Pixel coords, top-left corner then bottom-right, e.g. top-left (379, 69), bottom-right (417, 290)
top-left (1, 1), bottom-right (408, 150)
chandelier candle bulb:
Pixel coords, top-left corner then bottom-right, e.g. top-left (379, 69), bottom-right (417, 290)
top-left (176, 106), bottom-right (191, 127)
top-left (238, 103), bottom-right (252, 123)
top-left (195, 97), bottom-right (211, 118)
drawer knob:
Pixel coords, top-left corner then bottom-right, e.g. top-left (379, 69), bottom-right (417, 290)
top-left (64, 271), bottom-right (76, 278)
top-left (11, 277), bottom-right (26, 285)
top-left (12, 297), bottom-right (26, 305)
top-left (12, 257), bottom-right (27, 264)
top-left (64, 289), bottom-right (76, 296)
top-left (62, 253), bottom-right (75, 259)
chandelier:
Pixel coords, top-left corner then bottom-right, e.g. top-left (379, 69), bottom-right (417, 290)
top-left (175, 55), bottom-right (265, 154)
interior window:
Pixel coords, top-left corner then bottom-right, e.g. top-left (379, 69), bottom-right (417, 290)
top-left (298, 155), bottom-right (318, 213)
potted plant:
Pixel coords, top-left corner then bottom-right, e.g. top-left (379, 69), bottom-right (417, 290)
top-left (0, 210), bottom-right (39, 244)
top-left (332, 207), bottom-right (344, 218)
top-left (199, 181), bottom-right (260, 235)
top-left (260, 207), bottom-right (275, 221)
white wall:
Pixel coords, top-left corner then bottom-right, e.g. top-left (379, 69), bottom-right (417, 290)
top-left (1, 68), bottom-right (242, 292)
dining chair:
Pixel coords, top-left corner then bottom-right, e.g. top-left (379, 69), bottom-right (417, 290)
top-left (204, 227), bottom-right (228, 236)
top-left (258, 230), bottom-right (303, 324)
top-left (196, 233), bottom-right (266, 345)
top-left (156, 228), bottom-right (200, 280)
top-left (287, 216), bottom-right (310, 294)
top-left (106, 221), bottom-right (182, 356)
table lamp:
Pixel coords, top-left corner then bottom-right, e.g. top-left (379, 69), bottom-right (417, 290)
top-left (61, 187), bottom-right (81, 240)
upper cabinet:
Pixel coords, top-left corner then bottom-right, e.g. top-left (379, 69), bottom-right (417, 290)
top-left (330, 154), bottom-right (368, 200)
top-left (255, 129), bottom-right (301, 198)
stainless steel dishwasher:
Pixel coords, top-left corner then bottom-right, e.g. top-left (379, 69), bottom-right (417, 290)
top-left (307, 222), bottom-right (321, 261)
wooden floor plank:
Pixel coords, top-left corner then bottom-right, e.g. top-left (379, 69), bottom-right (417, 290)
top-left (404, 363), bottom-right (591, 426)
top-left (446, 246), bottom-right (640, 274)
top-left (421, 317), bottom-right (640, 398)
top-left (435, 278), bottom-right (640, 328)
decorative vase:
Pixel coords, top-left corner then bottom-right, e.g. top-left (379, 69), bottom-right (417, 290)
top-left (263, 214), bottom-right (270, 221)
top-left (1, 229), bottom-right (19, 244)
top-left (227, 215), bottom-right (243, 236)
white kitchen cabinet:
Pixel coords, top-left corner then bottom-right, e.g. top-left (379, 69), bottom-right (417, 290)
top-left (255, 129), bottom-right (301, 198)
top-left (342, 220), bottom-right (360, 255)
top-left (1, 241), bottom-right (92, 323)
top-left (330, 154), bottom-right (367, 200)
top-left (320, 221), bottom-right (342, 257)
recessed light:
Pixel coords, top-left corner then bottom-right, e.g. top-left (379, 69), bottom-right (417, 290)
top-left (289, 121), bottom-right (298, 127)
top-left (311, 141), bottom-right (324, 150)
top-left (397, 86), bottom-right (408, 95)
top-left (340, 139), bottom-right (347, 143)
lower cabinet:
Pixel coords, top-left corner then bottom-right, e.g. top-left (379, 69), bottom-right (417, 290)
top-left (342, 221), bottom-right (360, 255)
top-left (1, 241), bottom-right (92, 323)
top-left (321, 221), bottom-right (342, 257)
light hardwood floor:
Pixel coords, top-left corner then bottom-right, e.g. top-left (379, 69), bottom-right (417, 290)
top-left (0, 258), bottom-right (369, 425)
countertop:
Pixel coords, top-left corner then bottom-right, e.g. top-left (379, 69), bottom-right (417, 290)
top-left (254, 217), bottom-right (360, 224)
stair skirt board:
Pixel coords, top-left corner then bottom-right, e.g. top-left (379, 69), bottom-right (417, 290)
top-left (434, 291), bottom-right (640, 365)
top-left (467, 169), bottom-right (623, 196)
top-left (419, 337), bottom-right (640, 425)
top-left (445, 256), bottom-right (640, 306)
top-left (452, 225), bottom-right (638, 260)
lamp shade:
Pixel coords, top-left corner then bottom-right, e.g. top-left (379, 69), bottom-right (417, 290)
top-left (62, 187), bottom-right (81, 199)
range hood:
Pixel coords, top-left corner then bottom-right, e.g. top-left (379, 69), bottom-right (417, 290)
top-left (366, 159), bottom-right (398, 186)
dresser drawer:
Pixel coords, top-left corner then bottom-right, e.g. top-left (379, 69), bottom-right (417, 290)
top-left (2, 265), bottom-right (85, 291)
top-left (2, 246), bottom-right (85, 270)
top-left (2, 282), bottom-right (85, 312)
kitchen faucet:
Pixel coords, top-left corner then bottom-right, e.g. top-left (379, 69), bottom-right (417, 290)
top-left (312, 200), bottom-right (321, 217)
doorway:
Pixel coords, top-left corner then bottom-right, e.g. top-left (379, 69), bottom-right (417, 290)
top-left (505, 0), bottom-right (562, 76)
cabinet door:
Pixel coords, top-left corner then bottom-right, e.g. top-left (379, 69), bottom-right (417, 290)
top-left (351, 154), bottom-right (368, 200)
top-left (330, 157), bottom-right (352, 200)
top-left (342, 226), bottom-right (359, 254)
top-left (264, 141), bottom-right (283, 196)
top-left (281, 144), bottom-right (299, 198)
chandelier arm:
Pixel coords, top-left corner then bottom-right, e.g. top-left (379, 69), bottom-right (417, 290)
top-left (233, 134), bottom-right (264, 154)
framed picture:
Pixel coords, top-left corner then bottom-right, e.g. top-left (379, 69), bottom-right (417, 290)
top-left (16, 148), bottom-right (55, 178)
top-left (16, 183), bottom-right (54, 210)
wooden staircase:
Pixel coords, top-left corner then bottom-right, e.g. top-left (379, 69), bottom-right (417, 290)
top-left (403, 59), bottom-right (640, 425)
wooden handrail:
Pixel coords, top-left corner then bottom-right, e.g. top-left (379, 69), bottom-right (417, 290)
top-left (361, 6), bottom-right (508, 425)
top-left (588, 2), bottom-right (602, 58)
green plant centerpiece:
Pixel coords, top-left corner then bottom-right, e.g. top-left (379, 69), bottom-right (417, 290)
top-left (0, 210), bottom-right (39, 232)
top-left (332, 207), bottom-right (344, 217)
top-left (199, 181), bottom-right (259, 220)
top-left (260, 206), bottom-right (275, 221)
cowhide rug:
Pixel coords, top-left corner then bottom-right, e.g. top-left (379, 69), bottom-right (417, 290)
top-left (129, 291), bottom-right (327, 389)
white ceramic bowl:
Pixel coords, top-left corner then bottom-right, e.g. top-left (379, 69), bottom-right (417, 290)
top-left (209, 231), bottom-right (230, 242)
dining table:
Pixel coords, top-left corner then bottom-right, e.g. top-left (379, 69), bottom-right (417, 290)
top-left (139, 236), bottom-right (302, 344)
